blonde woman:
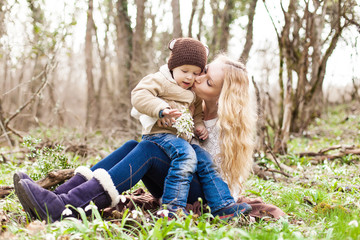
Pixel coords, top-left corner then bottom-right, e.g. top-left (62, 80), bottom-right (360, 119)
top-left (14, 54), bottom-right (257, 223)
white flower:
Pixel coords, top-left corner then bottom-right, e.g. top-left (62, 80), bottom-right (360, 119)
top-left (61, 208), bottom-right (72, 216)
top-left (349, 220), bottom-right (358, 227)
top-left (85, 204), bottom-right (98, 212)
top-left (173, 108), bottom-right (194, 139)
top-left (157, 209), bottom-right (169, 217)
top-left (120, 195), bottom-right (127, 203)
top-left (131, 210), bottom-right (142, 218)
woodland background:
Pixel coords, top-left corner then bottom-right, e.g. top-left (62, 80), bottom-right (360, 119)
top-left (0, 0), bottom-right (360, 239)
top-left (0, 0), bottom-right (359, 154)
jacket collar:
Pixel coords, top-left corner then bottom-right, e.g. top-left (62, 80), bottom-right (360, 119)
top-left (159, 64), bottom-right (177, 84)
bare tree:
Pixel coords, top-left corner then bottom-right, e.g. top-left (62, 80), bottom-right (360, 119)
top-left (188, 0), bottom-right (198, 38)
top-left (112, 0), bottom-right (134, 128)
top-left (27, 0), bottom-right (46, 122)
top-left (0, 1), bottom-right (6, 138)
top-left (263, 0), bottom-right (359, 153)
top-left (171, 0), bottom-right (183, 37)
top-left (240, 0), bottom-right (258, 63)
top-left (209, 0), bottom-right (247, 54)
top-left (85, 0), bottom-right (96, 129)
top-left (129, 0), bottom-right (146, 90)
top-left (197, 0), bottom-right (205, 40)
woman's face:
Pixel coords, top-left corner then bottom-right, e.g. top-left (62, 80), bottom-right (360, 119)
top-left (192, 59), bottom-right (224, 102)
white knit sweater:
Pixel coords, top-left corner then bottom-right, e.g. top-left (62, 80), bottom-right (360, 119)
top-left (192, 118), bottom-right (221, 169)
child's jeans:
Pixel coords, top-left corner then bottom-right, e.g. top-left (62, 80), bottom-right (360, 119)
top-left (90, 139), bottom-right (235, 213)
top-left (142, 133), bottom-right (197, 208)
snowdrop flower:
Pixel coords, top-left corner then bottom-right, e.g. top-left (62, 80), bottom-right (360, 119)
top-left (85, 204), bottom-right (98, 212)
top-left (173, 108), bottom-right (194, 139)
top-left (61, 208), bottom-right (72, 216)
top-left (44, 233), bottom-right (56, 240)
top-left (157, 209), bottom-right (169, 217)
top-left (349, 220), bottom-right (358, 227)
top-left (120, 195), bottom-right (127, 203)
top-left (131, 210), bottom-right (142, 218)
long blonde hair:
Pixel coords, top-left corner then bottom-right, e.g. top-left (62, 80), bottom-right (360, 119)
top-left (216, 54), bottom-right (257, 193)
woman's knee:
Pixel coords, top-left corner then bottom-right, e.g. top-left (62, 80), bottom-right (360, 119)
top-left (123, 139), bottom-right (139, 149)
top-left (138, 140), bottom-right (160, 151)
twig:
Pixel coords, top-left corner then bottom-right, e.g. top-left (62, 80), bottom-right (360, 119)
top-left (4, 125), bottom-right (23, 139)
top-left (298, 145), bottom-right (356, 157)
top-left (0, 153), bottom-right (7, 163)
top-left (264, 142), bottom-right (283, 171)
top-left (4, 61), bottom-right (55, 128)
top-left (0, 118), bottom-right (12, 146)
top-left (265, 167), bottom-right (291, 178)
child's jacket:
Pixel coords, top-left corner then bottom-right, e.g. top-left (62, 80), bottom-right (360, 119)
top-left (131, 65), bottom-right (204, 141)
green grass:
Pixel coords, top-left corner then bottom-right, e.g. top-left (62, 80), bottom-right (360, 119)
top-left (1, 102), bottom-right (360, 239)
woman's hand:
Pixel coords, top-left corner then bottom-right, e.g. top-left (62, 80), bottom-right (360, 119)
top-left (157, 108), bottom-right (182, 127)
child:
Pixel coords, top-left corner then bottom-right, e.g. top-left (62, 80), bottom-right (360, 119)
top-left (131, 38), bottom-right (208, 214)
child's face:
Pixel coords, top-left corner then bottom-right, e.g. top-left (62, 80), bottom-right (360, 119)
top-left (172, 65), bottom-right (202, 89)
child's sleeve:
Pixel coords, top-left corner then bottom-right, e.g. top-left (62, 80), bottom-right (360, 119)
top-left (192, 96), bottom-right (205, 129)
top-left (131, 75), bottom-right (170, 118)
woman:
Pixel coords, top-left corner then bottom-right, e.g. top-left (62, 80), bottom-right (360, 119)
top-left (13, 54), bottom-right (257, 223)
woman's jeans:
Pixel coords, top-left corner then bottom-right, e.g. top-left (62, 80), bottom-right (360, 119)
top-left (91, 140), bottom-right (235, 213)
top-left (142, 133), bottom-right (197, 208)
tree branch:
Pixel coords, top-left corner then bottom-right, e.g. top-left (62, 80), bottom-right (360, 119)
top-left (4, 58), bottom-right (57, 128)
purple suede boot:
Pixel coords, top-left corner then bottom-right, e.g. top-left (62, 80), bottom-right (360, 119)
top-left (14, 169), bottom-right (119, 223)
top-left (13, 166), bottom-right (93, 195)
top-left (53, 166), bottom-right (93, 194)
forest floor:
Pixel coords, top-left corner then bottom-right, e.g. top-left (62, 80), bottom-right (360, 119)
top-left (0, 102), bottom-right (360, 239)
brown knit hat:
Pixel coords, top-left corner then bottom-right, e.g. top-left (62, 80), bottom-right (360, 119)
top-left (167, 38), bottom-right (209, 71)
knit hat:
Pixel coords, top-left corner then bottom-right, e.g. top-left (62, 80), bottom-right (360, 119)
top-left (167, 38), bottom-right (209, 71)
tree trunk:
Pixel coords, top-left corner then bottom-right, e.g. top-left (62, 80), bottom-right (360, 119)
top-left (85, 0), bottom-right (96, 129)
top-left (188, 0), bottom-right (198, 38)
top-left (0, 1), bottom-right (6, 137)
top-left (218, 0), bottom-right (234, 52)
top-left (93, 3), bottom-right (111, 127)
top-left (129, 0), bottom-right (146, 91)
top-left (240, 0), bottom-right (258, 63)
top-left (27, 0), bottom-right (46, 126)
top-left (197, 0), bottom-right (205, 40)
top-left (114, 0), bottom-right (133, 129)
top-left (274, 69), bottom-right (293, 154)
top-left (128, 0), bottom-right (147, 137)
top-left (210, 0), bottom-right (233, 54)
top-left (210, 0), bottom-right (219, 52)
top-left (171, 0), bottom-right (183, 38)
top-left (0, 1), bottom-right (5, 37)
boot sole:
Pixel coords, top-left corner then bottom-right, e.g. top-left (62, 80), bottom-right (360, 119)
top-left (217, 205), bottom-right (252, 220)
top-left (16, 179), bottom-right (53, 223)
top-left (13, 173), bottom-right (38, 220)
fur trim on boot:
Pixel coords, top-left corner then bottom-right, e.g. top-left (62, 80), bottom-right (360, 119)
top-left (74, 166), bottom-right (93, 180)
top-left (92, 169), bottom-right (120, 207)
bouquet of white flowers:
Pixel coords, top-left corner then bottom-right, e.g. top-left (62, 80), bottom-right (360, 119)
top-left (173, 108), bottom-right (194, 139)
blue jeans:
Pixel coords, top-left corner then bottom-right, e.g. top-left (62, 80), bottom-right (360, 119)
top-left (142, 133), bottom-right (197, 208)
top-left (91, 140), bottom-right (235, 212)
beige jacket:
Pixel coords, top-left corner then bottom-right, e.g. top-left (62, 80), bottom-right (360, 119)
top-left (131, 65), bottom-right (204, 141)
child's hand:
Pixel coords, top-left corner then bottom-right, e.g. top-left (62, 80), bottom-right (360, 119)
top-left (195, 125), bottom-right (208, 140)
top-left (157, 108), bottom-right (182, 127)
